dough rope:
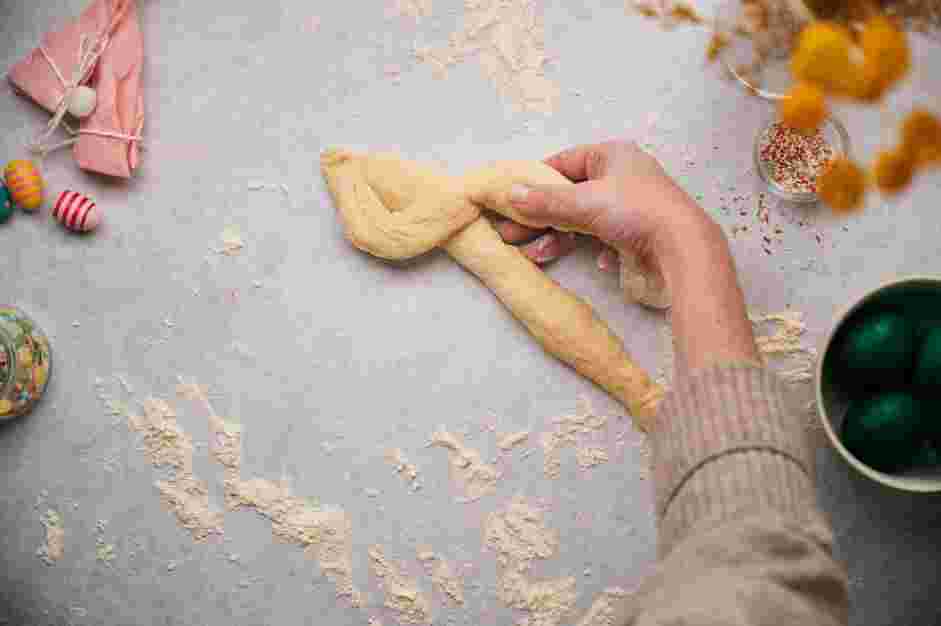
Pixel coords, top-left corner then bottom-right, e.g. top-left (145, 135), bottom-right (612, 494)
top-left (321, 148), bottom-right (664, 428)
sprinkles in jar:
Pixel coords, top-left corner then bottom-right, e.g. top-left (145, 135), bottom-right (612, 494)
top-left (755, 116), bottom-right (850, 203)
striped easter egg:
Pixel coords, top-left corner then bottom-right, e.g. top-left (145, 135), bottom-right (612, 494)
top-left (52, 190), bottom-right (101, 233)
top-left (3, 160), bottom-right (43, 211)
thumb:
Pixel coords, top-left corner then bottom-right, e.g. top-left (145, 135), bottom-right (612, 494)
top-left (509, 179), bottom-right (611, 236)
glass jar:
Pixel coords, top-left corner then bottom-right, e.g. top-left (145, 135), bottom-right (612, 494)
top-left (0, 307), bottom-right (52, 421)
top-left (754, 113), bottom-right (850, 203)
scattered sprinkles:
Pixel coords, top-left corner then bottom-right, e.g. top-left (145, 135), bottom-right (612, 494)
top-left (759, 122), bottom-right (835, 195)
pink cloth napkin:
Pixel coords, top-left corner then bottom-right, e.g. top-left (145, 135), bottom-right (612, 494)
top-left (7, 0), bottom-right (144, 178)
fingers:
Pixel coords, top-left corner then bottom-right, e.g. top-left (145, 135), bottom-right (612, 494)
top-left (510, 179), bottom-right (611, 236)
top-left (494, 219), bottom-right (545, 244)
top-left (519, 231), bottom-right (579, 264)
top-left (544, 145), bottom-right (609, 182)
top-left (597, 246), bottom-right (620, 273)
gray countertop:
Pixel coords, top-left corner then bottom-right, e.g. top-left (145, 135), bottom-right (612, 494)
top-left (2, 1), bottom-right (941, 624)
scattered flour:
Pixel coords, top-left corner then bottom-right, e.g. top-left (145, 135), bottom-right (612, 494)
top-left (368, 545), bottom-right (432, 624)
top-left (429, 429), bottom-right (502, 502)
top-left (540, 398), bottom-right (609, 479)
top-left (750, 311), bottom-right (821, 437)
top-left (127, 397), bottom-right (224, 542)
top-left (390, 0), bottom-right (432, 20)
top-left (575, 446), bottom-right (609, 470)
top-left (497, 430), bottom-right (530, 451)
top-left (36, 509), bottom-right (64, 565)
top-left (417, 547), bottom-right (465, 606)
top-left (413, 0), bottom-right (559, 112)
top-left (654, 316), bottom-right (675, 392)
top-left (751, 311), bottom-right (813, 359)
top-left (484, 497), bottom-right (577, 626)
top-left (386, 448), bottom-right (421, 490)
top-left (575, 587), bottom-right (632, 626)
top-left (176, 382), bottom-right (362, 605)
top-left (94, 520), bottom-right (116, 565)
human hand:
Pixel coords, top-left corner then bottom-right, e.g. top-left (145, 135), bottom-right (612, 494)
top-left (503, 140), bottom-right (759, 372)
top-left (500, 140), bottom-right (710, 276)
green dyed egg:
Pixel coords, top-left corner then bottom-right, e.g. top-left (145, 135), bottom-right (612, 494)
top-left (841, 391), bottom-right (925, 473)
top-left (911, 442), bottom-right (940, 468)
top-left (914, 326), bottom-right (941, 389)
top-left (836, 310), bottom-right (916, 386)
top-left (0, 185), bottom-right (12, 223)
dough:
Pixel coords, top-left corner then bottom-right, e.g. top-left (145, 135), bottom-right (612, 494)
top-left (619, 251), bottom-right (671, 310)
top-left (321, 149), bottom-right (664, 428)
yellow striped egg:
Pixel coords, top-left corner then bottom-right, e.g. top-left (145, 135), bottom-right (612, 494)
top-left (4, 160), bottom-right (43, 211)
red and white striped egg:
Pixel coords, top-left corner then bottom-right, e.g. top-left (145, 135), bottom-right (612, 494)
top-left (52, 190), bottom-right (101, 233)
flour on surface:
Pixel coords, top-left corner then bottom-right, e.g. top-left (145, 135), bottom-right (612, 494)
top-left (386, 448), bottom-right (421, 491)
top-left (750, 311), bottom-right (821, 436)
top-left (540, 398), bottom-right (609, 479)
top-left (36, 509), bottom-right (65, 565)
top-left (484, 497), bottom-right (577, 626)
top-left (575, 587), bottom-right (632, 626)
top-left (751, 311), bottom-right (812, 358)
top-left (497, 430), bottom-right (530, 451)
top-left (175, 381), bottom-right (362, 604)
top-left (429, 429), bottom-right (501, 502)
top-left (654, 315), bottom-right (675, 392)
top-left (368, 545), bottom-right (432, 624)
top-left (389, 0), bottom-right (432, 20)
top-left (417, 547), bottom-right (465, 606)
top-left (127, 397), bottom-right (225, 542)
top-left (413, 0), bottom-right (559, 112)
top-left (575, 446), bottom-right (609, 469)
top-left (94, 520), bottom-right (116, 565)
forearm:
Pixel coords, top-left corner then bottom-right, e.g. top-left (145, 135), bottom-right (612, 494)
top-left (614, 364), bottom-right (848, 626)
top-left (653, 212), bottom-right (760, 374)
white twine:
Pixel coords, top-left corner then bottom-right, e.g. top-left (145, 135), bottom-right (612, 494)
top-left (29, 31), bottom-right (143, 159)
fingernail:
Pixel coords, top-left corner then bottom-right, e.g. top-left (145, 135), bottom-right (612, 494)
top-left (509, 184), bottom-right (530, 203)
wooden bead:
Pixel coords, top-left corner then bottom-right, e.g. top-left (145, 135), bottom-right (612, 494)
top-left (52, 190), bottom-right (101, 233)
top-left (3, 160), bottom-right (43, 211)
top-left (68, 86), bottom-right (97, 119)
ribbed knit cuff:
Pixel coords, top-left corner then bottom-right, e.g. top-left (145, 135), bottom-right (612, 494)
top-left (651, 364), bottom-right (816, 555)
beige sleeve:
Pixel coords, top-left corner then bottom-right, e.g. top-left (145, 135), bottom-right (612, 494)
top-left (610, 365), bottom-right (848, 625)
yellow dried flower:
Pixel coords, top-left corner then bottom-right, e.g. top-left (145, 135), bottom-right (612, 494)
top-left (901, 109), bottom-right (941, 167)
top-left (780, 82), bottom-right (828, 134)
top-left (818, 157), bottom-right (867, 212)
top-left (670, 2), bottom-right (703, 23)
top-left (859, 16), bottom-right (910, 94)
top-left (873, 148), bottom-right (915, 193)
top-left (791, 22), bottom-right (857, 94)
top-left (0, 399), bottom-right (12, 416)
top-left (633, 2), bottom-right (660, 18)
top-left (706, 32), bottom-right (730, 62)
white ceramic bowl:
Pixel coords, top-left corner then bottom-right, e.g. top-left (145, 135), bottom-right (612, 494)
top-left (816, 276), bottom-right (941, 492)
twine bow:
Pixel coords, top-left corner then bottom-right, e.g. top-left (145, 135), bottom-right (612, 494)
top-left (29, 33), bottom-right (111, 158)
top-left (28, 0), bottom-right (143, 160)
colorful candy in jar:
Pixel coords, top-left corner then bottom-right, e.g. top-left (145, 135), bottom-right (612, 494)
top-left (0, 185), bottom-right (13, 223)
top-left (53, 190), bottom-right (101, 233)
top-left (3, 160), bottom-right (43, 211)
top-left (0, 307), bottom-right (52, 421)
